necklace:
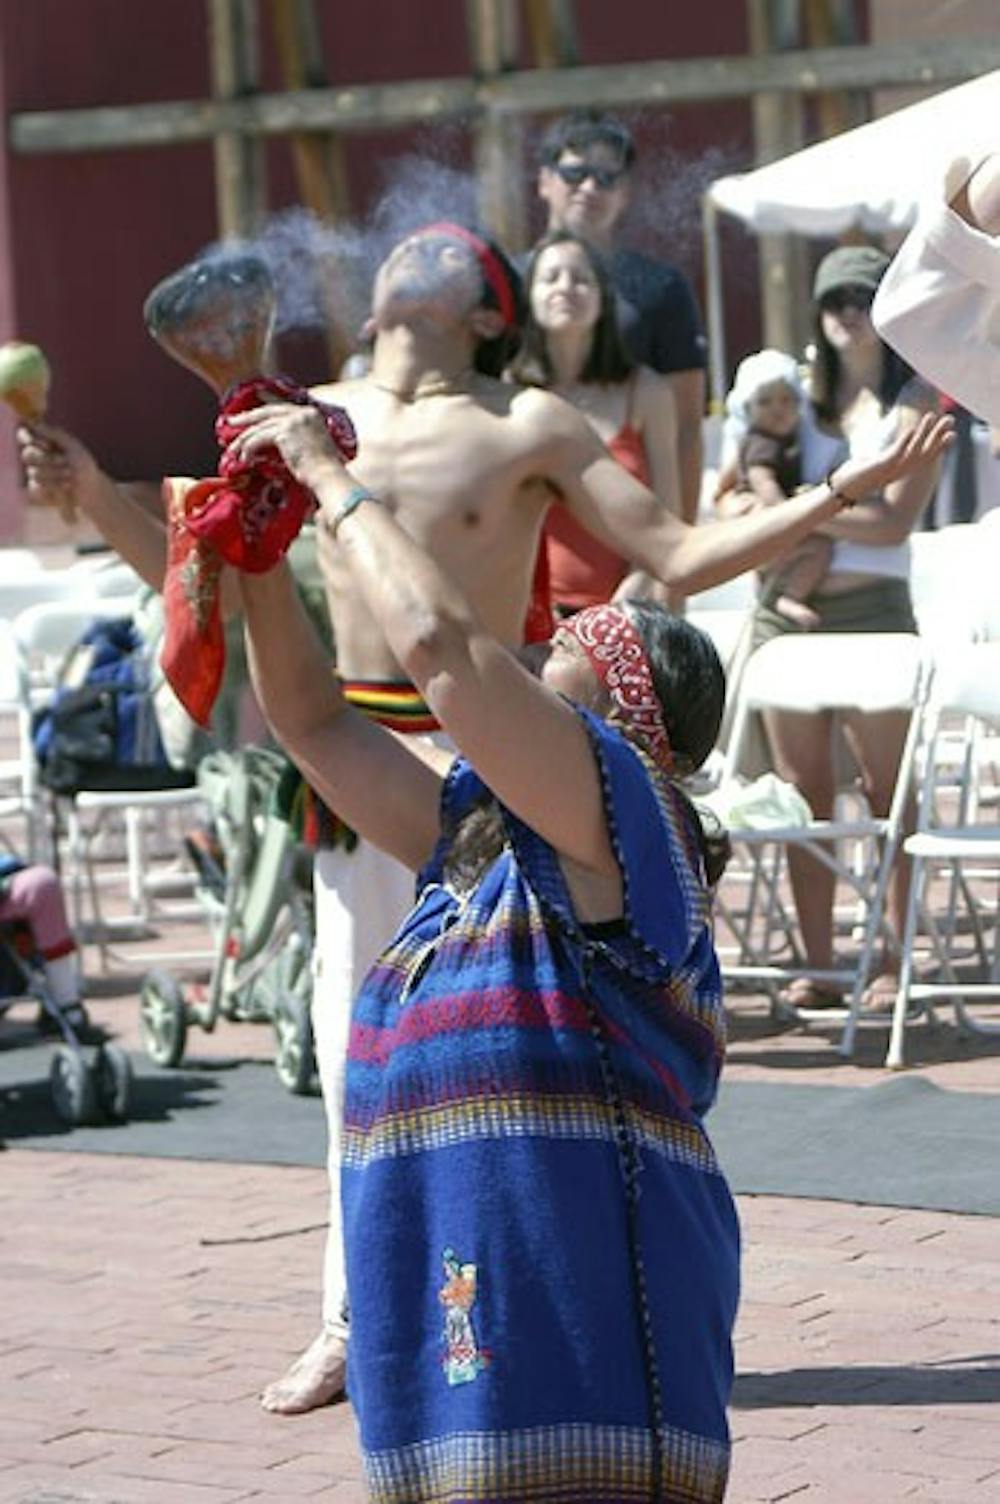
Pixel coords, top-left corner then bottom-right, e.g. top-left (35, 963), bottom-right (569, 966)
top-left (372, 369), bottom-right (475, 402)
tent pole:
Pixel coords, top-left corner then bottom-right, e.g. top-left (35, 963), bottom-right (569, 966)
top-left (702, 193), bottom-right (726, 414)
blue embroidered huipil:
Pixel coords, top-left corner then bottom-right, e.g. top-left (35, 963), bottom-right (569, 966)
top-left (342, 711), bottom-right (741, 1504)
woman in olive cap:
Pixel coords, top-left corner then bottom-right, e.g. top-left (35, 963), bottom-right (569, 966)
top-left (752, 244), bottom-right (943, 1013)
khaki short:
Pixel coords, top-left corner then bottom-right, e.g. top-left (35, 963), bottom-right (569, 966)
top-left (752, 577), bottom-right (917, 651)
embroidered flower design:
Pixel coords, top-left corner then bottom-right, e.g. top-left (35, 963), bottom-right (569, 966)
top-left (179, 546), bottom-right (222, 632)
top-left (439, 1247), bottom-right (489, 1386)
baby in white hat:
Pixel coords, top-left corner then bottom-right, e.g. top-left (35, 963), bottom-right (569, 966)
top-left (730, 349), bottom-right (832, 628)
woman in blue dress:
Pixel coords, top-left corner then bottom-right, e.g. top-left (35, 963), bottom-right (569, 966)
top-left (230, 401), bottom-right (951, 1503)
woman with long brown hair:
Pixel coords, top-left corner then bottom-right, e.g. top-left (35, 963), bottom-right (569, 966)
top-left (510, 230), bottom-right (681, 614)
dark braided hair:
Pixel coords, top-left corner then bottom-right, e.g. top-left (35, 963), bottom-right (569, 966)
top-left (445, 604), bottom-right (731, 892)
top-left (623, 601), bottom-right (732, 886)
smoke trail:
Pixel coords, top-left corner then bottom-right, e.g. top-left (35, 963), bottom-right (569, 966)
top-left (189, 136), bottom-right (484, 346)
top-left (178, 121), bottom-right (742, 352)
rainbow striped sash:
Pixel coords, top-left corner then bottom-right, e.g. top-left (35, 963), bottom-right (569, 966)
top-left (342, 680), bottom-right (441, 734)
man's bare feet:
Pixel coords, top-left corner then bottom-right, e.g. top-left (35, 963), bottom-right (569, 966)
top-left (774, 594), bottom-right (821, 629)
top-left (260, 1329), bottom-right (347, 1414)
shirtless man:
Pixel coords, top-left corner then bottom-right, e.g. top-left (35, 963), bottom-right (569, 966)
top-left (21, 221), bottom-right (863, 1416)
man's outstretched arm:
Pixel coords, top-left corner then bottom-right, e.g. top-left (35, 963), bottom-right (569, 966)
top-left (17, 424), bottom-right (244, 619)
top-left (548, 398), bottom-right (951, 596)
top-left (18, 423), bottom-right (170, 590)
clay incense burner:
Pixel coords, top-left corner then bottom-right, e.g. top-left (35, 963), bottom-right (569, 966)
top-left (143, 252), bottom-right (276, 395)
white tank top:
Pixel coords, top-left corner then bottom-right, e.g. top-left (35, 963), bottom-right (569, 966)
top-left (828, 384), bottom-right (926, 580)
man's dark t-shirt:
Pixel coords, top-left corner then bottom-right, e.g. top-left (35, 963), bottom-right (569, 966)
top-left (609, 249), bottom-right (707, 376)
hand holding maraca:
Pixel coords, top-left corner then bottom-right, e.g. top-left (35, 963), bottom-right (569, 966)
top-left (0, 340), bottom-right (79, 524)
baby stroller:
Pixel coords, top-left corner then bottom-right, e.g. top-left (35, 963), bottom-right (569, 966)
top-left (138, 746), bottom-right (316, 1094)
top-left (0, 921), bottom-right (132, 1125)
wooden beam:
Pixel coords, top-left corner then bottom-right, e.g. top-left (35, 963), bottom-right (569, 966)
top-left (467, 0), bottom-right (527, 251)
top-left (208, 0), bottom-right (267, 238)
top-left (524, 0), bottom-right (579, 70)
top-left (268, 0), bottom-right (352, 373)
top-left (747, 0), bottom-right (811, 359)
top-left (269, 0), bottom-right (350, 223)
top-left (10, 37), bottom-right (1000, 155)
top-left (804, 0), bottom-right (868, 139)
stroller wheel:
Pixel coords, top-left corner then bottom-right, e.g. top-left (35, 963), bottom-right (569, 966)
top-left (50, 1044), bottom-right (98, 1126)
top-left (90, 1043), bottom-right (133, 1122)
top-left (273, 990), bottom-right (315, 1096)
top-left (139, 970), bottom-right (188, 1068)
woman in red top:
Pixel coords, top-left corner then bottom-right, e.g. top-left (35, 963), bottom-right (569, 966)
top-left (509, 231), bottom-right (681, 613)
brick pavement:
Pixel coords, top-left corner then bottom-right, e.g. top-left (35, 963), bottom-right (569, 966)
top-left (1, 907), bottom-right (999, 1503)
top-left (2, 562), bottom-right (999, 1501)
top-left (2, 1149), bottom-right (999, 1502)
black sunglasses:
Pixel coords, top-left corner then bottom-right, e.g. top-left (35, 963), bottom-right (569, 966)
top-left (554, 161), bottom-right (626, 191)
top-left (820, 285), bottom-right (874, 313)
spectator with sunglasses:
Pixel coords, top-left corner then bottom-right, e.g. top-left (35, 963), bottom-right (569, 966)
top-left (536, 110), bottom-right (708, 530)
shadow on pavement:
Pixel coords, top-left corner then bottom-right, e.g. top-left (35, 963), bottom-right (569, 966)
top-left (735, 1358), bottom-right (1000, 1407)
top-left (0, 1065), bottom-right (222, 1142)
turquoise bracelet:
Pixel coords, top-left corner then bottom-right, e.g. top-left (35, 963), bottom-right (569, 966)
top-left (327, 484), bottom-right (379, 539)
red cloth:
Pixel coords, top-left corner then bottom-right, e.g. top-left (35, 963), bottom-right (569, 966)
top-left (162, 376), bottom-right (357, 727)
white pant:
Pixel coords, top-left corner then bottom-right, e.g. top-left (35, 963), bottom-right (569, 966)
top-left (311, 839), bottom-right (419, 1337)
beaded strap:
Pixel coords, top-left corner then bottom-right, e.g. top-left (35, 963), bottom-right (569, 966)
top-left (325, 484), bottom-right (380, 540)
top-left (579, 943), bottom-right (666, 1502)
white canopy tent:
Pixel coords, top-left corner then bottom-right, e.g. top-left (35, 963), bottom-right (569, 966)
top-left (701, 69), bottom-right (1000, 406)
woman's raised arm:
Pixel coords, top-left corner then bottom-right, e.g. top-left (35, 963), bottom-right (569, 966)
top-left (227, 404), bottom-right (619, 878)
top-left (239, 559), bottom-right (445, 872)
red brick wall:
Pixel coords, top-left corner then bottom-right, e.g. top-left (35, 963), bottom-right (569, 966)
top-left (0, 0), bottom-right (758, 536)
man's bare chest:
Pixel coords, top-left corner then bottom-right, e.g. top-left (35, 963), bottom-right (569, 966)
top-left (345, 401), bottom-right (548, 542)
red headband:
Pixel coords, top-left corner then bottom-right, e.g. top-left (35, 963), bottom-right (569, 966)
top-left (560, 605), bottom-right (674, 773)
top-left (419, 220), bottom-right (517, 329)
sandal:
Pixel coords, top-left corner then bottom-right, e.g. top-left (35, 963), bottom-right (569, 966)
top-left (780, 978), bottom-right (845, 1012)
top-left (861, 973), bottom-right (901, 1016)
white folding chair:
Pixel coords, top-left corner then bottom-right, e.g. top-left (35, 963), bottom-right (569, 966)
top-left (14, 600), bottom-right (204, 961)
top-left (66, 555), bottom-right (144, 599)
top-left (13, 597), bottom-right (130, 699)
top-left (5, 602), bottom-right (127, 860)
top-left (908, 525), bottom-right (984, 654)
top-left (715, 633), bottom-right (933, 1055)
top-left (0, 547), bottom-right (45, 580)
top-left (886, 642), bottom-right (1000, 1069)
top-left (968, 512), bottom-right (1000, 644)
top-left (0, 620), bottom-right (41, 857)
top-left (686, 608), bottom-right (750, 675)
top-left (0, 571), bottom-right (99, 629)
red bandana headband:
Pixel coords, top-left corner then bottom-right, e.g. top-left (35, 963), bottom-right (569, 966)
top-left (560, 604), bottom-right (674, 773)
top-left (419, 220), bottom-right (517, 329)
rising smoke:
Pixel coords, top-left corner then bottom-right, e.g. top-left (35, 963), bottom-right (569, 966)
top-left (185, 119), bottom-right (742, 354)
